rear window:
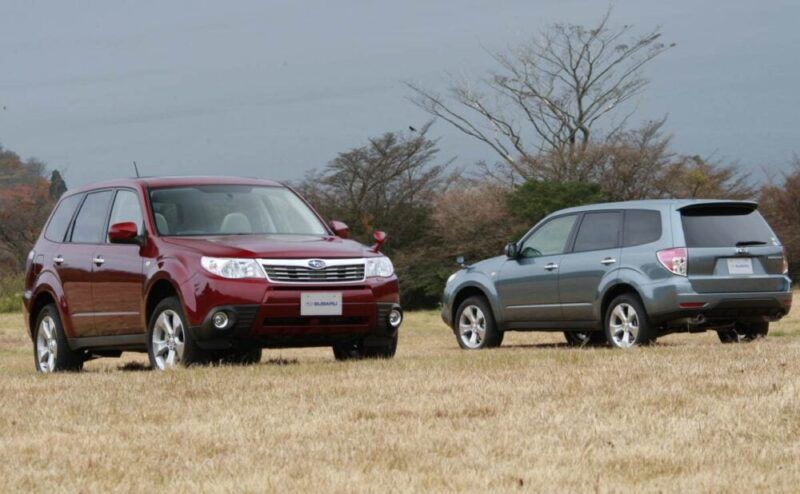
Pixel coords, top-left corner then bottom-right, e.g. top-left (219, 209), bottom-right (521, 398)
top-left (681, 207), bottom-right (777, 248)
top-left (623, 210), bottom-right (662, 247)
top-left (44, 194), bottom-right (83, 242)
top-left (573, 212), bottom-right (621, 252)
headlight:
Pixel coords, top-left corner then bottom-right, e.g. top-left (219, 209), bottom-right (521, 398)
top-left (365, 256), bottom-right (394, 278)
top-left (201, 257), bottom-right (265, 279)
top-left (446, 272), bottom-right (458, 285)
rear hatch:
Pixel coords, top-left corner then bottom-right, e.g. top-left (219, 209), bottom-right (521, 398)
top-left (680, 202), bottom-right (787, 293)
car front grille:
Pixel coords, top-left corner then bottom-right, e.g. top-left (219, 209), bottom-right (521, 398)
top-left (260, 259), bottom-right (365, 283)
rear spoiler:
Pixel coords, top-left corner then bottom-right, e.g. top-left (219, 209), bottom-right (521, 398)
top-left (678, 201), bottom-right (758, 216)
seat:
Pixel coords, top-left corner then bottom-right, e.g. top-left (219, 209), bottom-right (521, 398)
top-left (154, 213), bottom-right (170, 234)
top-left (220, 213), bottom-right (252, 234)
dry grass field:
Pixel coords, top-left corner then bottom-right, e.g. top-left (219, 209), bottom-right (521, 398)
top-left (1, 302), bottom-right (799, 493)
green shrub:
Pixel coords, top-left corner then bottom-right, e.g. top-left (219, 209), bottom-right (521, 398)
top-left (0, 274), bottom-right (24, 313)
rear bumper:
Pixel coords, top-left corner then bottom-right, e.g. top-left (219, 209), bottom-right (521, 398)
top-left (181, 274), bottom-right (402, 349)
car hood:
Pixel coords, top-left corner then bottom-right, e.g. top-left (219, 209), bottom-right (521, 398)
top-left (161, 234), bottom-right (375, 259)
top-left (469, 255), bottom-right (507, 274)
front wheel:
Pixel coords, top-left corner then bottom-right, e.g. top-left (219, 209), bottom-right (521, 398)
top-left (33, 304), bottom-right (84, 373)
top-left (147, 297), bottom-right (208, 370)
top-left (604, 295), bottom-right (656, 348)
top-left (455, 296), bottom-right (503, 350)
top-left (717, 321), bottom-right (769, 343)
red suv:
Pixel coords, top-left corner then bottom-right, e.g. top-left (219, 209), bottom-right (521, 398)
top-left (23, 177), bottom-right (402, 372)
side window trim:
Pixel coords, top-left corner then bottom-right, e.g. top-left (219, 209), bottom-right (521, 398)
top-left (44, 193), bottom-right (85, 243)
top-left (518, 213), bottom-right (581, 257)
top-left (67, 189), bottom-right (115, 244)
top-left (568, 210), bottom-right (623, 254)
top-left (63, 193), bottom-right (89, 243)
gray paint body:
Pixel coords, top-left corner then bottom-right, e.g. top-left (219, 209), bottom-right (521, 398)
top-left (442, 199), bottom-right (793, 333)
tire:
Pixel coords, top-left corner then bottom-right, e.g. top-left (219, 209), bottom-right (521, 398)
top-left (717, 321), bottom-right (769, 343)
top-left (564, 331), bottom-right (606, 347)
top-left (147, 297), bottom-right (208, 370)
top-left (221, 347), bottom-right (263, 365)
top-left (604, 294), bottom-right (656, 348)
top-left (33, 304), bottom-right (84, 373)
top-left (454, 296), bottom-right (503, 350)
top-left (332, 332), bottom-right (398, 360)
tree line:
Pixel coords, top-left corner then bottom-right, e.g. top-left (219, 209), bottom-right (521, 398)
top-left (1, 10), bottom-right (798, 310)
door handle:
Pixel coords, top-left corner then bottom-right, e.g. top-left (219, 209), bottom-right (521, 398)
top-left (601, 257), bottom-right (617, 265)
top-left (92, 256), bottom-right (105, 266)
top-left (544, 262), bottom-right (559, 271)
top-left (53, 255), bottom-right (64, 265)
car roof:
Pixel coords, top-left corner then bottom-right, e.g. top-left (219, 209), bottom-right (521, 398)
top-left (65, 176), bottom-right (284, 195)
top-left (552, 198), bottom-right (758, 215)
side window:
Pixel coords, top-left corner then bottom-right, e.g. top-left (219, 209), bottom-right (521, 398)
top-left (108, 190), bottom-right (144, 237)
top-left (623, 210), bottom-right (662, 247)
top-left (519, 215), bottom-right (578, 258)
top-left (44, 194), bottom-right (83, 242)
top-left (70, 191), bottom-right (114, 244)
top-left (573, 212), bottom-right (621, 252)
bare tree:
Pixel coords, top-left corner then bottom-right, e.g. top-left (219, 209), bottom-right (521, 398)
top-left (407, 9), bottom-right (674, 176)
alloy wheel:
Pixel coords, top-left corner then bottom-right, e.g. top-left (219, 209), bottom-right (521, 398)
top-left (36, 315), bottom-right (58, 373)
top-left (609, 303), bottom-right (640, 348)
top-left (152, 309), bottom-right (186, 370)
top-left (459, 305), bottom-right (486, 349)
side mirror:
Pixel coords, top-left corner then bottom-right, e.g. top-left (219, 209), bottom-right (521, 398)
top-left (108, 222), bottom-right (141, 244)
top-left (372, 231), bottom-right (387, 253)
top-left (504, 242), bottom-right (519, 259)
top-left (329, 220), bottom-right (349, 239)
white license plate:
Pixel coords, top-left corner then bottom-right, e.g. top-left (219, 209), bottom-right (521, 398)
top-left (727, 258), bottom-right (753, 275)
top-left (301, 292), bottom-right (342, 316)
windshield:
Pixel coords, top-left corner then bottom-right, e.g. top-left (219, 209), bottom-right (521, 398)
top-left (149, 185), bottom-right (328, 236)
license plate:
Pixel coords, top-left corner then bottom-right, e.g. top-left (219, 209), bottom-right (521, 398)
top-left (727, 258), bottom-right (753, 275)
top-left (301, 292), bottom-right (342, 316)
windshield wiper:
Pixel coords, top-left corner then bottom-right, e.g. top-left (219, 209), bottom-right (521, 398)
top-left (735, 240), bottom-right (767, 246)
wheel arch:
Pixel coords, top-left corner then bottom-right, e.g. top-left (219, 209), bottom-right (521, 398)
top-left (28, 288), bottom-right (58, 339)
top-left (451, 283), bottom-right (503, 330)
top-left (143, 277), bottom-right (183, 329)
top-left (598, 283), bottom-right (644, 325)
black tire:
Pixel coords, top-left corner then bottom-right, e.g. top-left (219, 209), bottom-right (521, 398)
top-left (221, 347), bottom-right (263, 365)
top-left (717, 321), bottom-right (769, 343)
top-left (33, 304), bottom-right (84, 373)
top-left (454, 296), bottom-right (503, 350)
top-left (332, 332), bottom-right (398, 361)
top-left (563, 331), bottom-right (606, 347)
top-left (147, 297), bottom-right (208, 370)
top-left (604, 294), bottom-right (656, 348)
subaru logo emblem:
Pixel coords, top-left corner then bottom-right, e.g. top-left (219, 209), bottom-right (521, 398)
top-left (736, 247), bottom-right (747, 255)
top-left (308, 259), bottom-right (326, 270)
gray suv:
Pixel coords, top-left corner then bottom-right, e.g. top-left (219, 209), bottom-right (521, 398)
top-left (442, 200), bottom-right (793, 349)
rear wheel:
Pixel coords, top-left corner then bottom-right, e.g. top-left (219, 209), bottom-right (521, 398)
top-left (717, 321), bottom-right (769, 343)
top-left (604, 295), bottom-right (656, 348)
top-left (455, 296), bottom-right (503, 350)
top-left (147, 297), bottom-right (208, 370)
top-left (33, 304), bottom-right (84, 373)
top-left (563, 331), bottom-right (606, 347)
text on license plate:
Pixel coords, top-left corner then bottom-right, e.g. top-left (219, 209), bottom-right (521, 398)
top-left (301, 292), bottom-right (343, 316)
top-left (727, 258), bottom-right (753, 275)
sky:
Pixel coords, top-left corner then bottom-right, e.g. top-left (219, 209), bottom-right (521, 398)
top-left (1, 0), bottom-right (799, 188)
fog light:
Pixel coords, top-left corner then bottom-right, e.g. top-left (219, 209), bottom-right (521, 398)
top-left (388, 309), bottom-right (402, 328)
top-left (212, 311), bottom-right (229, 329)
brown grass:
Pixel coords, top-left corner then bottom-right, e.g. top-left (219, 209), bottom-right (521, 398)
top-left (1, 302), bottom-right (799, 493)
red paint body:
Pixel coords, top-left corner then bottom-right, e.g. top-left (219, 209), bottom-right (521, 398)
top-left (23, 177), bottom-right (400, 351)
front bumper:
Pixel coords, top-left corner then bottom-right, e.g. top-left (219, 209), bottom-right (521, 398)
top-left (181, 274), bottom-right (401, 349)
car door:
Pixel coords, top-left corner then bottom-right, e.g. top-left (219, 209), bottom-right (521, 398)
top-left (558, 211), bottom-right (622, 322)
top-left (64, 190), bottom-right (115, 337)
top-left (91, 189), bottom-right (146, 335)
top-left (495, 214), bottom-right (579, 323)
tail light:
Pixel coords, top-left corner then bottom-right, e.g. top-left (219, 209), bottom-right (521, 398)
top-left (657, 247), bottom-right (688, 276)
top-left (782, 246), bottom-right (789, 275)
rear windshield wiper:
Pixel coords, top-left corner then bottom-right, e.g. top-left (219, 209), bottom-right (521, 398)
top-left (735, 240), bottom-right (767, 246)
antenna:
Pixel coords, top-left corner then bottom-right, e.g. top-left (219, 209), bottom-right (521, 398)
top-left (132, 161), bottom-right (141, 178)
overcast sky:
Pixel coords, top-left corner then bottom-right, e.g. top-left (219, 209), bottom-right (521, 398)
top-left (1, 0), bottom-right (799, 188)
